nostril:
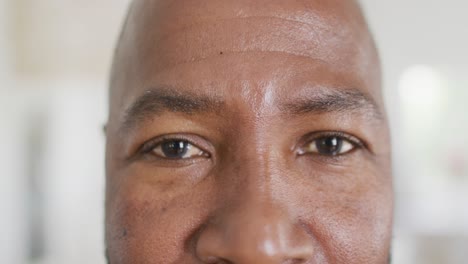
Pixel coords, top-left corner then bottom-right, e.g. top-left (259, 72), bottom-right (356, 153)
top-left (282, 258), bottom-right (306, 264)
top-left (202, 255), bottom-right (233, 264)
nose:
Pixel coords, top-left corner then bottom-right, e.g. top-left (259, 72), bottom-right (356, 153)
top-left (195, 197), bottom-right (314, 264)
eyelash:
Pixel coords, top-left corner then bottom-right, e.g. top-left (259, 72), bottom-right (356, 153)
top-left (139, 135), bottom-right (204, 156)
top-left (295, 131), bottom-right (366, 166)
top-left (137, 131), bottom-right (366, 162)
top-left (307, 131), bottom-right (363, 146)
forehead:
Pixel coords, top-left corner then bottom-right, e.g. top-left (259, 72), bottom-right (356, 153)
top-left (112, 0), bottom-right (381, 116)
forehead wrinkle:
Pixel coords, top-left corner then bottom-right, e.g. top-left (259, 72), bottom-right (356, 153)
top-left (147, 50), bottom-right (334, 78)
top-left (150, 0), bottom-right (363, 30)
top-left (156, 15), bottom-right (336, 42)
top-left (136, 16), bottom-right (359, 73)
top-left (134, 0), bottom-right (367, 53)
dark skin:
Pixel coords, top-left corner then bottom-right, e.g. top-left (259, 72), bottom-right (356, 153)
top-left (105, 0), bottom-right (393, 263)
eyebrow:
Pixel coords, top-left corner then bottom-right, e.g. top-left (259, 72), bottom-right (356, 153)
top-left (280, 88), bottom-right (383, 121)
top-left (121, 86), bottom-right (383, 132)
top-left (121, 87), bottom-right (224, 131)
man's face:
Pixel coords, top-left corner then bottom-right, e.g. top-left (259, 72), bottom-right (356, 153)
top-left (105, 0), bottom-right (393, 263)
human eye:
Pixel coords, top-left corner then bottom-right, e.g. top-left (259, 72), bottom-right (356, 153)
top-left (141, 137), bottom-right (210, 160)
top-left (298, 132), bottom-right (363, 157)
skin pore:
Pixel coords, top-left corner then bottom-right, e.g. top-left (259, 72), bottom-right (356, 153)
top-left (105, 0), bottom-right (393, 263)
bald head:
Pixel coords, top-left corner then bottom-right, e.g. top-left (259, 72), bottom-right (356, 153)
top-left (105, 1), bottom-right (392, 263)
top-left (109, 0), bottom-right (381, 114)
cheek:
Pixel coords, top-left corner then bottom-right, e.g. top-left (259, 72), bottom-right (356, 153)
top-left (105, 177), bottom-right (215, 264)
top-left (293, 171), bottom-right (393, 264)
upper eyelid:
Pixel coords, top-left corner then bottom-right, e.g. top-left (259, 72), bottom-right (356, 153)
top-left (297, 138), bottom-right (360, 159)
top-left (139, 135), bottom-right (210, 157)
top-left (153, 143), bottom-right (206, 159)
top-left (303, 131), bottom-right (364, 147)
top-left (141, 138), bottom-right (195, 153)
top-left (295, 131), bottom-right (371, 158)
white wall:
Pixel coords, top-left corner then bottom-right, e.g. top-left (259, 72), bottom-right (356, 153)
top-left (361, 1), bottom-right (468, 263)
top-left (0, 1), bottom-right (27, 264)
top-left (0, 1), bottom-right (130, 263)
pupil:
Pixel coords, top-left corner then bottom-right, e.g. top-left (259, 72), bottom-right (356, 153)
top-left (316, 136), bottom-right (342, 155)
top-left (161, 140), bottom-right (188, 158)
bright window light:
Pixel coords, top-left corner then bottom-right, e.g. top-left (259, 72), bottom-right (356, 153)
top-left (398, 65), bottom-right (444, 109)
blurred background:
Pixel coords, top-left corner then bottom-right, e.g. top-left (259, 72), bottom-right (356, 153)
top-left (0, 0), bottom-right (467, 263)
